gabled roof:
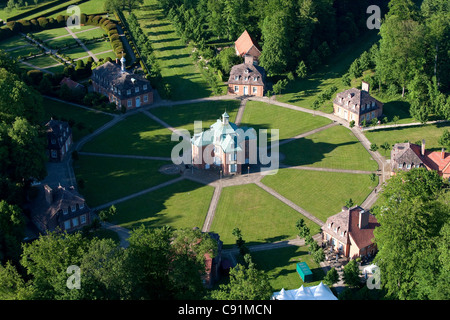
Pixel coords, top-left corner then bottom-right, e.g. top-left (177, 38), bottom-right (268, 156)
top-left (234, 30), bottom-right (261, 57)
top-left (391, 142), bottom-right (424, 165)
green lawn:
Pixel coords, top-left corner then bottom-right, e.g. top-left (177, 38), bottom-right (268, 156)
top-left (150, 100), bottom-right (241, 134)
top-left (364, 122), bottom-right (450, 158)
top-left (277, 31), bottom-right (380, 113)
top-left (113, 179), bottom-right (214, 230)
top-left (81, 113), bottom-right (176, 158)
top-left (131, 0), bottom-right (212, 100)
top-left (1, 35), bottom-right (31, 50)
top-left (209, 184), bottom-right (322, 249)
top-left (240, 100), bottom-right (332, 141)
top-left (73, 155), bottom-right (173, 207)
top-left (42, 97), bottom-right (113, 141)
top-left (261, 169), bottom-right (378, 222)
top-left (7, 45), bottom-right (41, 59)
top-left (251, 246), bottom-right (326, 291)
top-left (281, 125), bottom-right (378, 171)
top-left (22, 54), bottom-right (60, 68)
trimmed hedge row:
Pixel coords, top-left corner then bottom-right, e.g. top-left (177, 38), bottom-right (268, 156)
top-left (1, 14), bottom-right (123, 57)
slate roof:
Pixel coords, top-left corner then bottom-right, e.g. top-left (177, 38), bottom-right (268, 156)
top-left (46, 119), bottom-right (72, 149)
top-left (323, 206), bottom-right (379, 249)
top-left (92, 61), bottom-right (152, 92)
top-left (228, 63), bottom-right (266, 86)
top-left (30, 185), bottom-right (89, 233)
top-left (333, 88), bottom-right (382, 115)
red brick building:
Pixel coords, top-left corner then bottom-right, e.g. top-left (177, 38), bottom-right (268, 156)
top-left (227, 55), bottom-right (266, 97)
top-left (91, 58), bottom-right (153, 110)
top-left (322, 206), bottom-right (380, 259)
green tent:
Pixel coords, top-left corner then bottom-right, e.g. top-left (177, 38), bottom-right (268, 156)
top-left (296, 262), bottom-right (313, 282)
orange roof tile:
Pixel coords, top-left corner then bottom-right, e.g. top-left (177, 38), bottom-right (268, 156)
top-left (235, 30), bottom-right (261, 57)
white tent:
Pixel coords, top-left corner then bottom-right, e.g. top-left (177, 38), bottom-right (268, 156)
top-left (272, 282), bottom-right (338, 300)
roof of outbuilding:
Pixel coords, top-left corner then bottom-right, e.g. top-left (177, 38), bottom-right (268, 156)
top-left (235, 30), bottom-right (261, 57)
top-left (333, 88), bottom-right (382, 114)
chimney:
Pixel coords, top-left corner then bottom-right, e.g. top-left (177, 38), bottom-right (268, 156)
top-left (244, 54), bottom-right (254, 65)
top-left (44, 185), bottom-right (53, 205)
top-left (359, 209), bottom-right (369, 229)
top-left (361, 81), bottom-right (370, 93)
top-left (442, 148), bottom-right (446, 160)
top-left (421, 139), bottom-right (425, 156)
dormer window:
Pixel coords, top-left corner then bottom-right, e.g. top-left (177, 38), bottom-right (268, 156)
top-left (244, 69), bottom-right (249, 74)
top-left (234, 75), bottom-right (239, 81)
top-left (143, 84), bottom-right (147, 90)
top-left (127, 89), bottom-right (131, 95)
top-left (80, 203), bottom-right (84, 210)
top-left (372, 101), bottom-right (376, 107)
top-left (71, 206), bottom-right (76, 212)
top-left (244, 76), bottom-right (248, 81)
top-left (362, 104), bottom-right (365, 111)
top-left (253, 77), bottom-right (257, 81)
top-left (135, 87), bottom-right (139, 93)
top-left (63, 208), bottom-right (68, 215)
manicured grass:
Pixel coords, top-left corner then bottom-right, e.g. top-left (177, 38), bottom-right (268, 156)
top-left (240, 100), bottom-right (332, 141)
top-left (33, 27), bottom-right (71, 41)
top-left (7, 45), bottom-right (41, 59)
top-left (81, 113), bottom-right (177, 158)
top-left (251, 246), bottom-right (326, 291)
top-left (85, 40), bottom-right (115, 54)
top-left (113, 179), bottom-right (214, 230)
top-left (150, 100), bottom-right (241, 134)
top-left (0, 35), bottom-right (31, 50)
top-left (45, 35), bottom-right (79, 49)
top-left (209, 184), bottom-right (322, 249)
top-left (277, 31), bottom-right (380, 113)
top-left (131, 0), bottom-right (212, 100)
top-left (94, 51), bottom-right (115, 61)
top-left (42, 97), bottom-right (113, 141)
top-left (73, 27), bottom-right (106, 42)
top-left (23, 54), bottom-right (60, 67)
top-left (364, 122), bottom-right (450, 158)
top-left (281, 125), bottom-right (378, 171)
top-left (61, 45), bottom-right (92, 60)
top-left (73, 155), bottom-right (173, 207)
top-left (261, 169), bottom-right (378, 222)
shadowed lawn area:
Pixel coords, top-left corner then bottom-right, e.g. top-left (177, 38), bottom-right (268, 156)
top-left (364, 122), bottom-right (450, 158)
top-left (113, 179), bottom-right (214, 230)
top-left (240, 100), bottom-right (332, 141)
top-left (281, 125), bottom-right (378, 171)
top-left (73, 155), bottom-right (173, 207)
top-left (209, 184), bottom-right (322, 249)
top-left (150, 100), bottom-right (241, 134)
top-left (277, 31), bottom-right (380, 113)
top-left (261, 169), bottom-right (378, 222)
top-left (23, 54), bottom-right (59, 68)
top-left (131, 0), bottom-right (212, 100)
top-left (82, 113), bottom-right (177, 158)
top-left (42, 97), bottom-right (113, 141)
top-left (250, 246), bottom-right (326, 291)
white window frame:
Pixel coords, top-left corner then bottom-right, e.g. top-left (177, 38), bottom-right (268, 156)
top-left (80, 215), bottom-right (86, 224)
top-left (72, 218), bottom-right (79, 227)
top-left (135, 87), bottom-right (139, 93)
top-left (127, 99), bottom-right (132, 107)
top-left (252, 87), bottom-right (257, 93)
top-left (143, 84), bottom-right (147, 90)
top-left (143, 94), bottom-right (148, 102)
top-left (127, 89), bottom-right (131, 95)
top-left (234, 85), bottom-right (239, 92)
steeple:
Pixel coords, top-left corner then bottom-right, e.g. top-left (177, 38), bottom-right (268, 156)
top-left (222, 111), bottom-right (229, 125)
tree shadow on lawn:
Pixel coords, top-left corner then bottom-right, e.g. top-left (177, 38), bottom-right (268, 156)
top-left (112, 179), bottom-right (211, 231)
top-left (279, 137), bottom-right (358, 167)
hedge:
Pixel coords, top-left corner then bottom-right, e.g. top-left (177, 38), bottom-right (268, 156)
top-left (1, 13), bottom-right (124, 57)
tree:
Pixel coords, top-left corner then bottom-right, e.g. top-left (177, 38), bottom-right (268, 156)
top-left (373, 169), bottom-right (448, 299)
top-left (342, 259), bottom-right (361, 288)
top-left (272, 79), bottom-right (288, 95)
top-left (0, 201), bottom-right (25, 264)
top-left (232, 227), bottom-right (249, 258)
top-left (312, 247), bottom-right (325, 264)
top-left (296, 60), bottom-right (307, 79)
top-left (259, 10), bottom-right (291, 75)
top-left (370, 143), bottom-right (378, 152)
top-left (438, 129), bottom-right (450, 151)
top-left (380, 141), bottom-right (391, 155)
top-left (323, 267), bottom-right (339, 286)
top-left (345, 198), bottom-right (354, 208)
top-left (0, 261), bottom-right (35, 300)
top-left (98, 205), bottom-right (117, 222)
top-left (211, 254), bottom-right (273, 300)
